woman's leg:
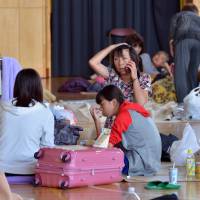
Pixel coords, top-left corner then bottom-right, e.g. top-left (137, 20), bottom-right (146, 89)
top-left (188, 40), bottom-right (200, 90)
top-left (174, 39), bottom-right (191, 102)
top-left (0, 172), bottom-right (23, 200)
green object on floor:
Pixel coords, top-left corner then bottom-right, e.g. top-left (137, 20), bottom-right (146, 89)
top-left (145, 181), bottom-right (181, 190)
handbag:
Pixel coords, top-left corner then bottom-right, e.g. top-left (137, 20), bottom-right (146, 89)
top-left (54, 119), bottom-right (83, 145)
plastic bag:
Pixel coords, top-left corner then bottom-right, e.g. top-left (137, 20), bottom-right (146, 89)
top-left (170, 123), bottom-right (200, 166)
top-left (50, 105), bottom-right (78, 125)
top-left (184, 86), bottom-right (200, 120)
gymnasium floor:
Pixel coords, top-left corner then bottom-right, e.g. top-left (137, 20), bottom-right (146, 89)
top-left (10, 181), bottom-right (200, 200)
top-left (9, 77), bottom-right (199, 200)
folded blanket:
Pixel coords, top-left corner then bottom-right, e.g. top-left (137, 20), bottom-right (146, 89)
top-left (58, 77), bottom-right (91, 92)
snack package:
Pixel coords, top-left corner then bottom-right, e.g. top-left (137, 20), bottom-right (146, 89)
top-left (93, 128), bottom-right (111, 148)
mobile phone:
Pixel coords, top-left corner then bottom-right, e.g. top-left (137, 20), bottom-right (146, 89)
top-left (125, 66), bottom-right (131, 73)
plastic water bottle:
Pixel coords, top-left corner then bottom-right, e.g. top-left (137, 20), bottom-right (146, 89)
top-left (169, 163), bottom-right (178, 184)
top-left (186, 149), bottom-right (195, 177)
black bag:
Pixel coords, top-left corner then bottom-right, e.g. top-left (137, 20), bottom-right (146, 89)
top-left (160, 133), bottom-right (179, 162)
top-left (54, 119), bottom-right (83, 145)
top-left (150, 193), bottom-right (178, 200)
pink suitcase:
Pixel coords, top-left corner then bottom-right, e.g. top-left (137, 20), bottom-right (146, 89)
top-left (34, 146), bottom-right (124, 188)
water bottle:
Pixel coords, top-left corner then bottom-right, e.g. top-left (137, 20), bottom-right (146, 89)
top-left (186, 149), bottom-right (195, 177)
top-left (169, 163), bottom-right (178, 184)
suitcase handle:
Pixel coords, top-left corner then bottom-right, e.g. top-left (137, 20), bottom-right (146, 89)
top-left (34, 150), bottom-right (43, 159)
top-left (60, 152), bottom-right (71, 163)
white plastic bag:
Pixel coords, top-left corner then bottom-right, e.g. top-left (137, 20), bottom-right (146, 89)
top-left (170, 123), bottom-right (200, 166)
top-left (184, 86), bottom-right (200, 120)
top-left (50, 105), bottom-right (78, 125)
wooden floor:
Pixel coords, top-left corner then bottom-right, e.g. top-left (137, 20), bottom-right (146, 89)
top-left (10, 181), bottom-right (200, 200)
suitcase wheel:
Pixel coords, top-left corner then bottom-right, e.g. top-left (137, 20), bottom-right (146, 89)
top-left (34, 150), bottom-right (43, 159)
top-left (34, 175), bottom-right (41, 187)
top-left (60, 180), bottom-right (68, 189)
top-left (61, 153), bottom-right (71, 163)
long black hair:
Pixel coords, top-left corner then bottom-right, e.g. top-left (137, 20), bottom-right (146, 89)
top-left (13, 68), bottom-right (43, 107)
top-left (96, 85), bottom-right (124, 105)
top-left (110, 44), bottom-right (141, 78)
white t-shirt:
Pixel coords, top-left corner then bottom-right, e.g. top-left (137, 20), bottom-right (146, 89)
top-left (0, 100), bottom-right (54, 174)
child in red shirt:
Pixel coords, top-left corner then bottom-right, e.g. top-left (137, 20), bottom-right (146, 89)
top-left (91, 85), bottom-right (161, 176)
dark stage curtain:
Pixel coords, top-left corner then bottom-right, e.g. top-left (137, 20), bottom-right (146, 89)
top-left (152, 0), bottom-right (180, 52)
top-left (52, 0), bottom-right (179, 77)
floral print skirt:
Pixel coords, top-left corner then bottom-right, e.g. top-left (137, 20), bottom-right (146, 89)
top-left (152, 76), bottom-right (177, 103)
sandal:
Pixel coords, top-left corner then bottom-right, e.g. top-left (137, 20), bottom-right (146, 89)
top-left (145, 181), bottom-right (181, 190)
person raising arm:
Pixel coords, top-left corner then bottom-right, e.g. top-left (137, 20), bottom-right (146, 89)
top-left (89, 44), bottom-right (151, 136)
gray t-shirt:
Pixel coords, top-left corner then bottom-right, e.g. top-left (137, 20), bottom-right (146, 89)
top-left (140, 53), bottom-right (158, 75)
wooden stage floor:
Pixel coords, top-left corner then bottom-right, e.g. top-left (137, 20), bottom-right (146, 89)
top-left (42, 77), bottom-right (97, 101)
top-left (42, 75), bottom-right (200, 101)
top-left (10, 181), bottom-right (200, 200)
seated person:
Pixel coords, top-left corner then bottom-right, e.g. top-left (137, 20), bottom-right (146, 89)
top-left (149, 52), bottom-right (177, 103)
top-left (89, 43), bottom-right (151, 131)
top-left (90, 74), bottom-right (106, 84)
top-left (0, 69), bottom-right (54, 176)
top-left (90, 85), bottom-right (161, 176)
top-left (87, 74), bottom-right (106, 92)
top-left (124, 32), bottom-right (145, 73)
top-left (125, 33), bottom-right (173, 80)
top-left (142, 51), bottom-right (173, 82)
top-left (0, 172), bottom-right (23, 200)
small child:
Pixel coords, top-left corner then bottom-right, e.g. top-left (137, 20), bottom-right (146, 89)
top-left (141, 51), bottom-right (173, 78)
top-left (91, 85), bottom-right (161, 176)
top-left (0, 172), bottom-right (23, 200)
top-left (152, 51), bottom-right (173, 77)
top-left (125, 33), bottom-right (173, 78)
